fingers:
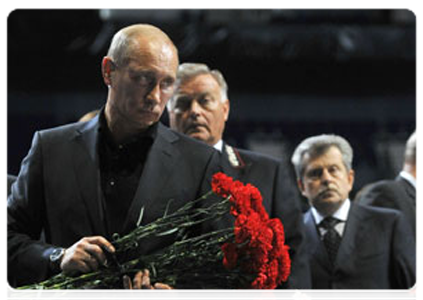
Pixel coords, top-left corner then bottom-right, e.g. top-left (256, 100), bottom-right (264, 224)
top-left (141, 269), bottom-right (152, 289)
top-left (154, 283), bottom-right (178, 299)
top-left (123, 275), bottom-right (132, 289)
top-left (60, 236), bottom-right (114, 276)
top-left (83, 236), bottom-right (115, 253)
top-left (123, 270), bottom-right (178, 300)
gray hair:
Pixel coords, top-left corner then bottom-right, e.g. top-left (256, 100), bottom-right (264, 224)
top-left (404, 131), bottom-right (416, 165)
top-left (291, 134), bottom-right (354, 179)
top-left (167, 62), bottom-right (228, 111)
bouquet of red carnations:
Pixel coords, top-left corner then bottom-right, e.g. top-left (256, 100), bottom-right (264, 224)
top-left (18, 173), bottom-right (291, 289)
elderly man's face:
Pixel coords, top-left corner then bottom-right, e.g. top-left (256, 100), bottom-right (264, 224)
top-left (109, 41), bottom-right (178, 130)
top-left (169, 73), bottom-right (229, 146)
top-left (298, 146), bottom-right (354, 216)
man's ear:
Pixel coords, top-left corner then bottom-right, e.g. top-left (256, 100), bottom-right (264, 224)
top-left (223, 99), bottom-right (230, 122)
top-left (297, 178), bottom-right (307, 197)
top-left (347, 169), bottom-right (355, 192)
top-left (102, 57), bottom-right (116, 86)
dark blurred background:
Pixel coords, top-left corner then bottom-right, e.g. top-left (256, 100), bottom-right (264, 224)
top-left (8, 9), bottom-right (416, 197)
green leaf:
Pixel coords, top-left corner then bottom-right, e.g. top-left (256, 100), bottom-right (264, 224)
top-left (156, 227), bottom-right (179, 236)
top-left (136, 206), bottom-right (145, 227)
top-left (163, 199), bottom-right (174, 218)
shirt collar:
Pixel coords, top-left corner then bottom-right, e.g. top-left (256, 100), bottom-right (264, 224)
top-left (400, 171), bottom-right (416, 188)
top-left (213, 140), bottom-right (223, 152)
top-left (311, 198), bottom-right (351, 225)
top-left (98, 109), bottom-right (158, 149)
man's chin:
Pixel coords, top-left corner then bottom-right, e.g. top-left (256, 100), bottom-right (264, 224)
top-left (187, 132), bottom-right (209, 144)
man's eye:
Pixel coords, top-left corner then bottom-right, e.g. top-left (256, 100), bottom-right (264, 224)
top-left (199, 97), bottom-right (212, 106)
top-left (329, 166), bottom-right (340, 174)
top-left (175, 98), bottom-right (190, 110)
top-left (160, 79), bottom-right (175, 91)
top-left (308, 169), bottom-right (322, 179)
top-left (132, 73), bottom-right (153, 85)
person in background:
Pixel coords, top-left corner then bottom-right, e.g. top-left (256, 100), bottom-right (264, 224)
top-left (167, 62), bottom-right (310, 289)
top-left (78, 109), bottom-right (100, 122)
top-left (291, 134), bottom-right (415, 289)
top-left (7, 174), bottom-right (17, 196)
top-left (355, 131), bottom-right (416, 237)
top-left (8, 24), bottom-right (219, 288)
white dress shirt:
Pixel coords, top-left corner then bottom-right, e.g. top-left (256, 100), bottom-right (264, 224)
top-left (311, 199), bottom-right (351, 238)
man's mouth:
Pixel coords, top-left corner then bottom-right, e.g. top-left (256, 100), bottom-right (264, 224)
top-left (185, 123), bottom-right (207, 134)
top-left (319, 189), bottom-right (338, 198)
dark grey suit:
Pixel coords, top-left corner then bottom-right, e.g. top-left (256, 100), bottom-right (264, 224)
top-left (8, 116), bottom-right (219, 287)
top-left (355, 175), bottom-right (415, 237)
top-left (303, 203), bottom-right (415, 289)
top-left (215, 143), bottom-right (311, 289)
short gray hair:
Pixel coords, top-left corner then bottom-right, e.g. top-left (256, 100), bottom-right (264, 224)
top-left (404, 131), bottom-right (416, 165)
top-left (167, 62), bottom-right (228, 111)
top-left (291, 134), bottom-right (354, 179)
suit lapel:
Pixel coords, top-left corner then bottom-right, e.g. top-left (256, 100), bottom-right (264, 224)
top-left (122, 124), bottom-right (179, 233)
top-left (72, 116), bottom-right (107, 236)
top-left (397, 176), bottom-right (416, 206)
top-left (220, 143), bottom-right (251, 180)
top-left (334, 203), bottom-right (363, 268)
top-left (220, 143), bottom-right (240, 180)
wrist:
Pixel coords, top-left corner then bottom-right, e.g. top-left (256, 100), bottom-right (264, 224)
top-left (49, 247), bottom-right (66, 274)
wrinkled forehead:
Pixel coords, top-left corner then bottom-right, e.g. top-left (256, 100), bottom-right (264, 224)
top-left (125, 38), bottom-right (178, 71)
top-left (178, 74), bottom-right (221, 94)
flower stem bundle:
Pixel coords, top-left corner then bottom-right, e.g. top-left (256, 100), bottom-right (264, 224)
top-left (18, 172), bottom-right (290, 289)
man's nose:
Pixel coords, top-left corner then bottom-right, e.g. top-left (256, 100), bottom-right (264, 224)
top-left (188, 101), bottom-right (202, 117)
top-left (146, 83), bottom-right (161, 105)
top-left (321, 169), bottom-right (333, 184)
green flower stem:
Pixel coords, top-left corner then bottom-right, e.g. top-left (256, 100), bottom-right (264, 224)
top-left (6, 192), bottom-right (235, 300)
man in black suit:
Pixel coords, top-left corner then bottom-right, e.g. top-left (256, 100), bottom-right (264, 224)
top-left (7, 174), bottom-right (17, 196)
top-left (166, 63), bottom-right (310, 289)
top-left (8, 24), bottom-right (219, 287)
top-left (291, 134), bottom-right (415, 289)
top-left (355, 131), bottom-right (416, 237)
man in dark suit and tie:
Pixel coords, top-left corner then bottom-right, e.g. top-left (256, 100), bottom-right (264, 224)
top-left (355, 131), bottom-right (416, 237)
top-left (291, 134), bottom-right (415, 289)
top-left (8, 24), bottom-right (219, 287)
top-left (166, 62), bottom-right (310, 289)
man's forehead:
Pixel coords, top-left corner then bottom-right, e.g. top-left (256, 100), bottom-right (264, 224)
top-left (304, 147), bottom-right (343, 166)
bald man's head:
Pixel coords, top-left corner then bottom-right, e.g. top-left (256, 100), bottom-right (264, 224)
top-left (102, 24), bottom-right (179, 140)
top-left (107, 24), bottom-right (178, 68)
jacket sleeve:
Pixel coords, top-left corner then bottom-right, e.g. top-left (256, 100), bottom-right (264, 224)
top-left (391, 211), bottom-right (416, 288)
top-left (8, 131), bottom-right (57, 287)
top-left (357, 182), bottom-right (399, 210)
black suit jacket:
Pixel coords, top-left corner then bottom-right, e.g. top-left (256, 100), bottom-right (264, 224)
top-left (8, 117), bottom-right (219, 286)
top-left (303, 203), bottom-right (415, 289)
top-left (355, 175), bottom-right (415, 237)
top-left (7, 174), bottom-right (17, 196)
top-left (214, 143), bottom-right (311, 289)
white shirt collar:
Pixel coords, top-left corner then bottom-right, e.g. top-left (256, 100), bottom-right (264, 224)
top-left (311, 198), bottom-right (351, 225)
top-left (213, 140), bottom-right (223, 152)
top-left (399, 171), bottom-right (416, 188)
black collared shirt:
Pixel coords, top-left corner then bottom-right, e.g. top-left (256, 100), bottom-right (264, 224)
top-left (98, 111), bottom-right (157, 237)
